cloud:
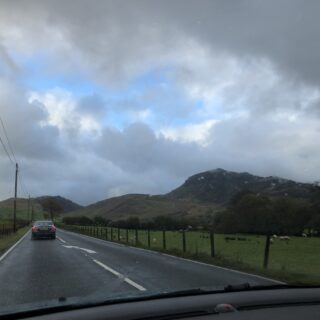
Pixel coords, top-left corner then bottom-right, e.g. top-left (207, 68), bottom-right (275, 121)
top-left (0, 1), bottom-right (320, 205)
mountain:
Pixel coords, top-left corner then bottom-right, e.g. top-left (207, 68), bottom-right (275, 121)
top-left (65, 168), bottom-right (317, 221)
top-left (35, 196), bottom-right (82, 213)
top-left (168, 168), bottom-right (315, 204)
top-left (65, 194), bottom-right (219, 221)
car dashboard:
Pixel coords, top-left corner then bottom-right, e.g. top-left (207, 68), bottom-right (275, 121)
top-left (3, 287), bottom-right (320, 320)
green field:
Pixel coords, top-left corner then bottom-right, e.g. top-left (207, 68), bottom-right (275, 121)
top-left (66, 225), bottom-right (320, 285)
top-left (0, 198), bottom-right (44, 224)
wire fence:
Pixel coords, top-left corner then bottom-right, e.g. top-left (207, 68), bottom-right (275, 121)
top-left (0, 221), bottom-right (29, 238)
top-left (59, 224), bottom-right (320, 283)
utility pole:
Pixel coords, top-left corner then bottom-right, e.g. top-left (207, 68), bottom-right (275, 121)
top-left (27, 195), bottom-right (30, 224)
top-left (13, 163), bottom-right (18, 232)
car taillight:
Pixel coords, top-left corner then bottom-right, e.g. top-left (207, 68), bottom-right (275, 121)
top-left (32, 226), bottom-right (38, 232)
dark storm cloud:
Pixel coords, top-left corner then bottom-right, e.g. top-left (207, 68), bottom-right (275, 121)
top-left (0, 0), bottom-right (320, 204)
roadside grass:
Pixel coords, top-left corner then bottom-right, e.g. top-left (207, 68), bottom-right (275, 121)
top-left (0, 227), bottom-right (29, 256)
top-left (0, 208), bottom-right (44, 225)
top-left (63, 225), bottom-right (320, 286)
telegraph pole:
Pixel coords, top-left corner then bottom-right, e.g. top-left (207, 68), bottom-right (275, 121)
top-left (13, 163), bottom-right (18, 232)
top-left (27, 195), bottom-right (30, 224)
top-left (31, 205), bottom-right (34, 223)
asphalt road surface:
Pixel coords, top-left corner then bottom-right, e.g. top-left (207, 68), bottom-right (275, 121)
top-left (0, 229), bottom-right (280, 310)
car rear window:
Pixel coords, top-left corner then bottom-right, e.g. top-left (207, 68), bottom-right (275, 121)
top-left (34, 221), bottom-right (53, 226)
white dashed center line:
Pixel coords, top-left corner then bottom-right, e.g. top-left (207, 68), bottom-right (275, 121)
top-left (57, 237), bottom-right (66, 243)
top-left (62, 245), bottom-right (96, 254)
top-left (93, 259), bottom-right (146, 291)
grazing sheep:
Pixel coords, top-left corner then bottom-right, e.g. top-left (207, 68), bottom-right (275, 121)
top-left (302, 233), bottom-right (307, 237)
top-left (270, 238), bottom-right (274, 244)
top-left (272, 234), bottom-right (278, 238)
top-left (279, 236), bottom-right (290, 241)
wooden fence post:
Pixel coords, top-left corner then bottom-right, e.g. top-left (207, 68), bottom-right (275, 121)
top-left (210, 231), bottom-right (215, 257)
top-left (263, 234), bottom-right (271, 268)
top-left (182, 230), bottom-right (186, 253)
top-left (163, 230), bottom-right (166, 250)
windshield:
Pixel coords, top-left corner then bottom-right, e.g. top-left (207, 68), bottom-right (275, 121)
top-left (34, 221), bottom-right (53, 226)
top-left (0, 0), bottom-right (319, 316)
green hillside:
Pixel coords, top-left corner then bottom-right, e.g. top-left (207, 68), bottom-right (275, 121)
top-left (64, 168), bottom-right (319, 222)
top-left (65, 193), bottom-right (222, 221)
top-left (0, 198), bottom-right (44, 223)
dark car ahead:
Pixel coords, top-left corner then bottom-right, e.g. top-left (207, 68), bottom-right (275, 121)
top-left (31, 221), bottom-right (56, 240)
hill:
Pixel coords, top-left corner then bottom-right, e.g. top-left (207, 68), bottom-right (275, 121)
top-left (0, 198), bottom-right (44, 222)
top-left (65, 193), bottom-right (220, 221)
top-left (35, 196), bottom-right (82, 213)
top-left (65, 168), bottom-right (318, 221)
top-left (168, 168), bottom-right (315, 204)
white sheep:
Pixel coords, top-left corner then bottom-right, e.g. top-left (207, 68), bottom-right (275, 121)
top-left (279, 236), bottom-right (290, 241)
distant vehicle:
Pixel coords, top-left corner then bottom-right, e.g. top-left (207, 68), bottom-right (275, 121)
top-left (31, 221), bottom-right (56, 240)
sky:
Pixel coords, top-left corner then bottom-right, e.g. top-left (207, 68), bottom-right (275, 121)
top-left (0, 0), bottom-right (320, 205)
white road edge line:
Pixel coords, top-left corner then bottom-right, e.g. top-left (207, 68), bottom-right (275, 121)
top-left (57, 237), bottom-right (66, 243)
top-left (0, 229), bottom-right (30, 262)
top-left (93, 259), bottom-right (146, 292)
top-left (59, 229), bottom-right (285, 285)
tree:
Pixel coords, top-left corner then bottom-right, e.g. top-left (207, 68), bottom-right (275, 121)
top-left (272, 197), bottom-right (312, 235)
top-left (62, 216), bottom-right (93, 225)
top-left (40, 198), bottom-right (63, 221)
top-left (93, 216), bottom-right (109, 226)
top-left (234, 194), bottom-right (272, 234)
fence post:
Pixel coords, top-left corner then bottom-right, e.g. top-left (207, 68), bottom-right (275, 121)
top-left (118, 227), bottom-right (120, 241)
top-left (163, 230), bottom-right (166, 250)
top-left (126, 229), bottom-right (129, 243)
top-left (148, 229), bottom-right (151, 248)
top-left (135, 229), bottom-right (138, 245)
top-left (263, 234), bottom-right (271, 268)
top-left (182, 230), bottom-right (186, 253)
top-left (210, 231), bottom-right (215, 257)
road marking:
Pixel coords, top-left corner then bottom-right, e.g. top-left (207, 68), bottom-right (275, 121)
top-left (93, 259), bottom-right (146, 291)
top-left (0, 230), bottom-right (30, 262)
top-left (59, 229), bottom-right (284, 285)
top-left (62, 245), bottom-right (96, 254)
top-left (57, 237), bottom-right (66, 243)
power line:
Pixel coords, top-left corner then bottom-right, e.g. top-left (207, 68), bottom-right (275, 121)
top-left (0, 115), bottom-right (31, 199)
top-left (18, 169), bottom-right (30, 198)
top-left (0, 132), bottom-right (14, 164)
top-left (0, 116), bottom-right (17, 163)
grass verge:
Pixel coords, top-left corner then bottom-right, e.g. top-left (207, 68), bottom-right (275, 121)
top-left (0, 227), bottom-right (29, 256)
top-left (61, 225), bottom-right (320, 286)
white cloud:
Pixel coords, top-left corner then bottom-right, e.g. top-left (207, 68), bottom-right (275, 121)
top-left (158, 119), bottom-right (218, 146)
top-left (1, 1), bottom-right (320, 205)
top-left (28, 88), bottom-right (101, 135)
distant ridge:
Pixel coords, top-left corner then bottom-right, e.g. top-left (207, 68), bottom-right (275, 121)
top-left (64, 168), bottom-right (317, 221)
top-left (167, 168), bottom-right (315, 204)
top-left (35, 196), bottom-right (82, 213)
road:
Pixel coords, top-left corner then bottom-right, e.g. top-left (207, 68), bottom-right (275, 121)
top-left (0, 229), bottom-right (280, 310)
